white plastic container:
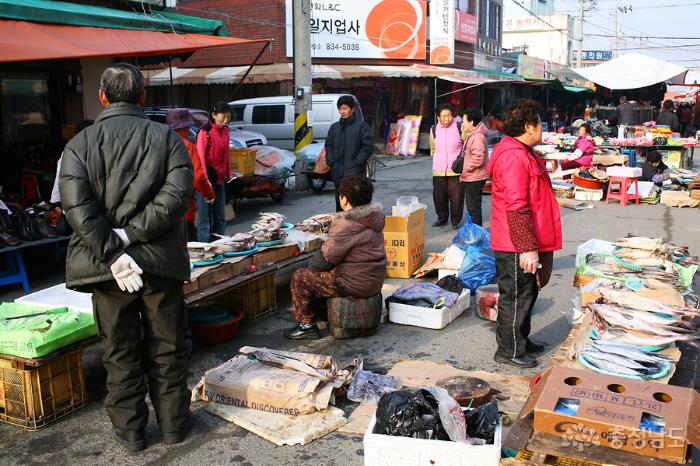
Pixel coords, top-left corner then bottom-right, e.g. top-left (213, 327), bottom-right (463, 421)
top-left (364, 413), bottom-right (502, 466)
top-left (15, 283), bottom-right (93, 314)
top-left (606, 166), bottom-right (642, 178)
top-left (389, 290), bottom-right (470, 330)
top-left (573, 187), bottom-right (604, 201)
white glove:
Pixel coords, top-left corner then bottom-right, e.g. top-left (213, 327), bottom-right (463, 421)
top-left (110, 253), bottom-right (144, 293)
top-left (567, 148), bottom-right (583, 161)
top-left (113, 228), bottom-right (131, 248)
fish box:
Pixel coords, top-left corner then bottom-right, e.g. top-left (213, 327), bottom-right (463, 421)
top-left (364, 413), bottom-right (501, 466)
top-left (384, 208), bottom-right (425, 279)
top-left (524, 366), bottom-right (700, 464)
top-left (388, 290), bottom-right (470, 330)
top-left (606, 166), bottom-right (643, 178)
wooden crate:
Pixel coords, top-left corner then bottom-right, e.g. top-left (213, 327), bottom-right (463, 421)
top-left (0, 349), bottom-right (87, 430)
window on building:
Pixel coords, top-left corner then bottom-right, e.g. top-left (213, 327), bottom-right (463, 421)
top-left (488, 2), bottom-right (501, 40)
top-left (478, 0), bottom-right (487, 34)
top-left (251, 105), bottom-right (285, 124)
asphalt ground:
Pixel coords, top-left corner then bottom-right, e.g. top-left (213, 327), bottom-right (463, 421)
top-left (1, 156), bottom-right (698, 465)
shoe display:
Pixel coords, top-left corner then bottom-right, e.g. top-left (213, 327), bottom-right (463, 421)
top-left (0, 230), bottom-right (22, 247)
top-left (283, 323), bottom-right (322, 340)
top-left (113, 426), bottom-right (146, 452)
top-left (493, 353), bottom-right (538, 368)
top-left (28, 211), bottom-right (56, 238)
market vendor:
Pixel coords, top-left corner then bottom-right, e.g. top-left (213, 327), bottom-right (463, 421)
top-left (284, 174), bottom-right (387, 340)
top-left (640, 150), bottom-right (671, 186)
top-left (560, 123), bottom-right (595, 171)
top-left (487, 98), bottom-right (562, 368)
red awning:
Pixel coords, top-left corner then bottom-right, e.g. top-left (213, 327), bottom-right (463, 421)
top-left (0, 20), bottom-right (268, 63)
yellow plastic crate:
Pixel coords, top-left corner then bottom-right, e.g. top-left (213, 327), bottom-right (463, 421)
top-left (230, 148), bottom-right (257, 176)
top-left (212, 272), bottom-right (277, 321)
top-left (0, 350), bottom-right (88, 430)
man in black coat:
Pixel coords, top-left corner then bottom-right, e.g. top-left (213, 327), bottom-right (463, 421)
top-left (325, 95), bottom-right (373, 211)
top-left (615, 96), bottom-right (636, 126)
top-left (59, 63), bottom-right (194, 452)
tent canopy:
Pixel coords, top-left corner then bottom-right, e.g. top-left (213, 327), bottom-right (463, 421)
top-left (0, 0), bottom-right (228, 36)
top-left (571, 53), bottom-right (688, 90)
top-left (0, 20), bottom-right (267, 63)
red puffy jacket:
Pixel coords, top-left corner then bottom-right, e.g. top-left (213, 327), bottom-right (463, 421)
top-left (487, 136), bottom-right (562, 253)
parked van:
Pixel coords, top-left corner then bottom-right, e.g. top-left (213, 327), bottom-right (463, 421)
top-left (228, 94), bottom-right (362, 150)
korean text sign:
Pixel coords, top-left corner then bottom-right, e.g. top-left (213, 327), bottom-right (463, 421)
top-left (429, 0), bottom-right (455, 64)
top-left (285, 0), bottom-right (427, 59)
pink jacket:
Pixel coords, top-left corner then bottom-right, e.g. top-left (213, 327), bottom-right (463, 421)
top-left (196, 124), bottom-right (231, 185)
top-left (460, 122), bottom-right (489, 182)
top-left (432, 120), bottom-right (463, 176)
top-left (487, 136), bottom-right (562, 253)
top-left (572, 135), bottom-right (595, 168)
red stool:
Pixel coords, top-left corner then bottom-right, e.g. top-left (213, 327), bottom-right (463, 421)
top-left (606, 176), bottom-right (639, 206)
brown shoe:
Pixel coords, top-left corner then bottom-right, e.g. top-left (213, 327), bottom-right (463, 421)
top-left (0, 229), bottom-right (22, 247)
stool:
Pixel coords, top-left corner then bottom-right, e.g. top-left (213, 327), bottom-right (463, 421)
top-left (0, 250), bottom-right (30, 292)
top-left (327, 293), bottom-right (382, 339)
top-left (606, 176), bottom-right (639, 206)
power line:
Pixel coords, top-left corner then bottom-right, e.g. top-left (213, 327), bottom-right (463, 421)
top-left (558, 2), bottom-right (700, 13)
top-left (507, 0), bottom-right (578, 41)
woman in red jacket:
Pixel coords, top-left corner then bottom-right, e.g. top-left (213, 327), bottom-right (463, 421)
top-left (488, 99), bottom-right (562, 368)
top-left (195, 101), bottom-right (231, 242)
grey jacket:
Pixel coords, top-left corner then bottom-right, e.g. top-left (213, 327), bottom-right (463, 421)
top-left (59, 103), bottom-right (194, 290)
top-left (325, 113), bottom-right (373, 184)
top-left (615, 102), bottom-right (636, 125)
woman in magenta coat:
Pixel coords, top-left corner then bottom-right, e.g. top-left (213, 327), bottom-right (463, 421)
top-left (560, 123), bottom-right (595, 170)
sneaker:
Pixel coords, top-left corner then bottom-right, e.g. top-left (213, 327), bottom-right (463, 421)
top-left (283, 323), bottom-right (322, 340)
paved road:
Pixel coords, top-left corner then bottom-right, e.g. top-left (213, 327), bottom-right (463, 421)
top-left (1, 156), bottom-right (698, 466)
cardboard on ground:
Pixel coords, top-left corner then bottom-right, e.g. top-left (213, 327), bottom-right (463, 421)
top-left (384, 208), bottom-right (425, 278)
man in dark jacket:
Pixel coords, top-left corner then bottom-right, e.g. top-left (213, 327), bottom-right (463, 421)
top-left (615, 96), bottom-right (635, 126)
top-left (325, 95), bottom-right (373, 212)
top-left (59, 63), bottom-right (194, 452)
top-left (656, 99), bottom-right (680, 133)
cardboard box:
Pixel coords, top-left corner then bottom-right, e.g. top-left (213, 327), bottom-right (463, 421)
top-left (383, 208), bottom-right (425, 278)
top-left (527, 366), bottom-right (700, 464)
top-left (574, 187), bottom-right (604, 202)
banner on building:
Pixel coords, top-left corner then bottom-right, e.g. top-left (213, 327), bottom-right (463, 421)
top-left (429, 0), bottom-right (455, 64)
top-left (571, 50), bottom-right (613, 62)
top-left (285, 0), bottom-right (427, 60)
top-left (455, 10), bottom-right (477, 44)
top-left (517, 55), bottom-right (545, 79)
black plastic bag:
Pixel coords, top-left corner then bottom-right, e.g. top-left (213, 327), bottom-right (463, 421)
top-left (436, 275), bottom-right (464, 295)
top-left (465, 399), bottom-right (500, 444)
top-left (375, 389), bottom-right (450, 440)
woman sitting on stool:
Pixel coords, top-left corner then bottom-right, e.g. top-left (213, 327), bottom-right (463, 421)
top-left (284, 175), bottom-right (387, 340)
top-left (560, 123), bottom-right (595, 171)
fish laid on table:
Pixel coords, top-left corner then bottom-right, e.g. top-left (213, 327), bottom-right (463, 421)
top-left (598, 287), bottom-right (700, 317)
top-left (589, 303), bottom-right (694, 336)
top-left (579, 345), bottom-right (669, 379)
top-left (596, 327), bottom-right (699, 347)
top-left (591, 340), bottom-right (672, 363)
top-left (614, 236), bottom-right (664, 252)
top-left (253, 212), bottom-right (285, 230)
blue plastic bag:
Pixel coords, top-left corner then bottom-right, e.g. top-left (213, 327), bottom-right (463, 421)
top-left (453, 213), bottom-right (495, 292)
top-left (458, 246), bottom-right (496, 292)
top-left (452, 213), bottom-right (490, 251)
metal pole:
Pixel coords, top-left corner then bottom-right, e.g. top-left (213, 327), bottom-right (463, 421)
top-left (168, 55), bottom-right (175, 106)
top-left (230, 41), bottom-right (271, 101)
top-left (293, 0), bottom-right (312, 153)
top-left (613, 0), bottom-right (619, 58)
top-left (576, 0), bottom-right (584, 68)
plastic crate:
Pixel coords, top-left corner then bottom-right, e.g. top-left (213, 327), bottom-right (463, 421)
top-left (230, 148), bottom-right (257, 176)
top-left (213, 272), bottom-right (277, 322)
top-left (0, 350), bottom-right (88, 430)
top-left (517, 448), bottom-right (600, 465)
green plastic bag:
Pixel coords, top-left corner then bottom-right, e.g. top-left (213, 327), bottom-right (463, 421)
top-left (0, 302), bottom-right (97, 359)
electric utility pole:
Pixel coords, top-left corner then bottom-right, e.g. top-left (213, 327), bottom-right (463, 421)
top-left (576, 1), bottom-right (597, 67)
top-left (613, 2), bottom-right (632, 57)
top-left (293, 0), bottom-right (312, 190)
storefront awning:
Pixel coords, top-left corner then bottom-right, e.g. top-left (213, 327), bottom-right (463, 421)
top-left (0, 0), bottom-right (228, 36)
top-left (571, 53), bottom-right (688, 90)
top-left (0, 20), bottom-right (268, 63)
top-left (145, 63), bottom-right (519, 86)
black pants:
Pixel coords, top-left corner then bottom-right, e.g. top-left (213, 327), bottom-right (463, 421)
top-left (91, 275), bottom-right (190, 434)
top-left (433, 176), bottom-right (464, 225)
top-left (463, 179), bottom-right (486, 226)
top-left (494, 251), bottom-right (539, 359)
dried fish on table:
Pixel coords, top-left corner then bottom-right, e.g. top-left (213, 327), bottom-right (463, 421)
top-left (591, 340), bottom-right (671, 363)
top-left (188, 241), bottom-right (233, 260)
top-left (252, 212), bottom-right (285, 231)
top-left (614, 236), bottom-right (664, 252)
top-left (588, 303), bottom-right (694, 337)
top-left (598, 287), bottom-right (700, 317)
top-left (251, 227), bottom-right (286, 243)
top-left (295, 213), bottom-right (335, 235)
top-left (579, 344), bottom-right (670, 379)
top-left (595, 326), bottom-right (698, 348)
top-left (211, 232), bottom-right (257, 252)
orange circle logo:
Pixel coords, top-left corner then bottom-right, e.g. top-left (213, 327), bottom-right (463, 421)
top-left (365, 0), bottom-right (426, 59)
top-left (430, 45), bottom-right (452, 64)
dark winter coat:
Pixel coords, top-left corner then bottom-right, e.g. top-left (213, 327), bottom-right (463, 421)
top-left (656, 110), bottom-right (680, 133)
top-left (615, 102), bottom-right (636, 126)
top-left (312, 202), bottom-right (387, 297)
top-left (59, 103), bottom-right (194, 290)
top-left (324, 113), bottom-right (373, 184)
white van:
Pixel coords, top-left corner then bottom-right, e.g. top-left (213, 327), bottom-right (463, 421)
top-left (228, 94), bottom-right (362, 150)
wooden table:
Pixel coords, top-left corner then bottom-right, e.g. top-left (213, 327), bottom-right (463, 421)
top-left (503, 324), bottom-right (698, 465)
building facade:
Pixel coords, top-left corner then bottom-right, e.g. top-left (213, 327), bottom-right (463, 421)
top-left (501, 14), bottom-right (573, 66)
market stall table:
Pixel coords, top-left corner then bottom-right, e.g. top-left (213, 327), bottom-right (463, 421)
top-left (0, 236), bottom-right (70, 292)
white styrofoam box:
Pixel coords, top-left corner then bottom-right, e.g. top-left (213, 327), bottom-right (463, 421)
top-left (389, 290), bottom-right (470, 330)
top-left (575, 239), bottom-right (615, 268)
top-left (573, 187), bottom-right (604, 201)
top-left (606, 166), bottom-right (643, 178)
top-left (15, 283), bottom-right (93, 314)
top-left (629, 180), bottom-right (654, 197)
top-left (364, 413), bottom-right (502, 466)
top-left (437, 268), bottom-right (459, 280)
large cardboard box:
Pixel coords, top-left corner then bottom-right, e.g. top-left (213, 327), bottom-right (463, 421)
top-left (527, 366), bottom-right (700, 464)
top-left (383, 208), bottom-right (425, 278)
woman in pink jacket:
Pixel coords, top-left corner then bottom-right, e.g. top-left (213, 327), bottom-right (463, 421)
top-left (560, 123), bottom-right (595, 170)
top-left (488, 99), bottom-right (562, 369)
top-left (430, 103), bottom-right (465, 229)
top-left (459, 108), bottom-right (489, 226)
